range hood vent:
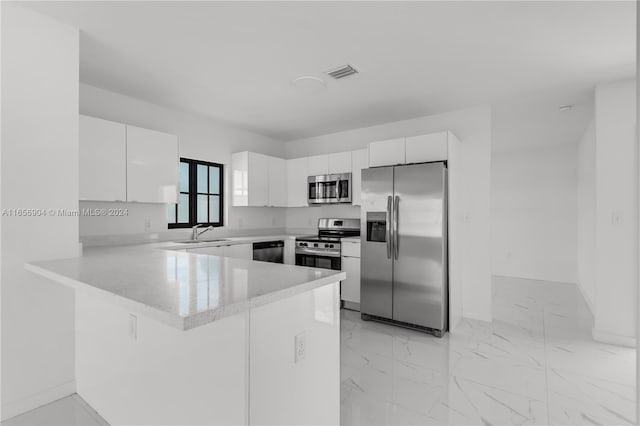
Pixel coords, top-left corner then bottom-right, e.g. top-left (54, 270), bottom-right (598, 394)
top-left (326, 64), bottom-right (359, 80)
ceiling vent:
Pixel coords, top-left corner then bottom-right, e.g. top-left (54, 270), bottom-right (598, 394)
top-left (326, 64), bottom-right (359, 80)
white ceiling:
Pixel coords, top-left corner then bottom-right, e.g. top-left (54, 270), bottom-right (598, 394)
top-left (27, 1), bottom-right (635, 142)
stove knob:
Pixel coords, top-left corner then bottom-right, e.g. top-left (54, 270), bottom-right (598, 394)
top-left (329, 244), bottom-right (334, 248)
top-left (325, 243), bottom-right (330, 248)
top-left (300, 242), bottom-right (307, 247)
top-left (313, 243), bottom-right (318, 248)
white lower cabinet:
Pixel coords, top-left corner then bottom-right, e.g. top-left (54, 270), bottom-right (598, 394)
top-left (284, 240), bottom-right (295, 265)
top-left (341, 257), bottom-right (360, 307)
top-left (223, 243), bottom-right (252, 260)
top-left (187, 245), bottom-right (224, 256)
top-left (341, 240), bottom-right (361, 308)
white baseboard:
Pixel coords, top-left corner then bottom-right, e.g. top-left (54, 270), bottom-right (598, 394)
top-left (462, 310), bottom-right (492, 323)
top-left (592, 328), bottom-right (636, 348)
top-left (1, 380), bottom-right (76, 421)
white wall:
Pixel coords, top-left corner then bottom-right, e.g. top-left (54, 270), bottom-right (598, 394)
top-left (490, 92), bottom-right (593, 285)
top-left (593, 79), bottom-right (637, 345)
top-left (491, 144), bottom-right (578, 284)
top-left (1, 4), bottom-right (80, 419)
top-left (285, 205), bottom-right (359, 234)
top-left (284, 106), bottom-right (493, 322)
top-left (79, 84), bottom-right (287, 239)
top-left (577, 119), bottom-right (596, 309)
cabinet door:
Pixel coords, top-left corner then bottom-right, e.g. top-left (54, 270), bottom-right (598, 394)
top-left (268, 156), bottom-right (287, 207)
top-left (126, 125), bottom-right (179, 203)
top-left (286, 157), bottom-right (308, 207)
top-left (341, 241), bottom-right (361, 258)
top-left (188, 246), bottom-right (224, 256)
top-left (248, 153), bottom-right (269, 207)
top-left (328, 152), bottom-right (351, 174)
top-left (405, 132), bottom-right (448, 163)
top-left (223, 244), bottom-right (252, 260)
top-left (341, 256), bottom-right (361, 304)
top-left (79, 115), bottom-right (127, 201)
top-left (368, 138), bottom-right (405, 167)
top-left (307, 154), bottom-right (329, 176)
top-left (350, 149), bottom-right (368, 206)
top-left (284, 240), bottom-right (295, 265)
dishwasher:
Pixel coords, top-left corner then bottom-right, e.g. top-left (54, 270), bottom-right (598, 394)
top-left (252, 240), bottom-right (284, 264)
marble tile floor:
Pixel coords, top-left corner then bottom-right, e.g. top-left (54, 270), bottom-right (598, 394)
top-left (1, 394), bottom-right (107, 426)
top-left (341, 276), bottom-right (637, 425)
top-left (4, 276), bottom-right (635, 426)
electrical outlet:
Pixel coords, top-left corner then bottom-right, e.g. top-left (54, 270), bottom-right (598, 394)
top-left (144, 219), bottom-right (151, 233)
top-left (611, 211), bottom-right (622, 226)
top-left (294, 332), bottom-right (306, 363)
top-left (129, 314), bottom-right (137, 340)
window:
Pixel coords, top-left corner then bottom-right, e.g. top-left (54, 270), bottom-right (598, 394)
top-left (167, 158), bottom-right (223, 228)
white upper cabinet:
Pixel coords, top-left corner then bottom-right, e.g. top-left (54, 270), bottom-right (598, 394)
top-left (328, 152), bottom-right (352, 174)
top-left (126, 125), bottom-right (179, 203)
top-left (369, 131), bottom-right (454, 167)
top-left (232, 152), bottom-right (269, 207)
top-left (405, 131), bottom-right (448, 163)
top-left (79, 115), bottom-right (127, 201)
top-left (286, 157), bottom-right (308, 207)
top-left (368, 138), bottom-right (405, 167)
top-left (307, 154), bottom-right (329, 176)
top-left (268, 156), bottom-right (287, 207)
top-left (351, 149), bottom-right (368, 206)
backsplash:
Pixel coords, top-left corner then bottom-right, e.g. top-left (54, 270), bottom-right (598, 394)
top-left (79, 200), bottom-right (286, 236)
top-left (285, 204), bottom-right (360, 234)
top-left (78, 200), bottom-right (359, 245)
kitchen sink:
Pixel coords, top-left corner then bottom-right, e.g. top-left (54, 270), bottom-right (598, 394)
top-left (176, 239), bottom-right (230, 244)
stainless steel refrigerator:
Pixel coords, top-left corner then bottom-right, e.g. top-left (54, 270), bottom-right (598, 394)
top-left (360, 162), bottom-right (448, 337)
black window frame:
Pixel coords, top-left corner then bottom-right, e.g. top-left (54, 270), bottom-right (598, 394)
top-left (168, 158), bottom-right (224, 229)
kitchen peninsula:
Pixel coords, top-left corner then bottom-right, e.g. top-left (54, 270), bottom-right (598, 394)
top-left (26, 242), bottom-right (344, 426)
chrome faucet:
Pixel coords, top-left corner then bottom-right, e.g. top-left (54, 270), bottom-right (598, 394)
top-left (191, 224), bottom-right (214, 241)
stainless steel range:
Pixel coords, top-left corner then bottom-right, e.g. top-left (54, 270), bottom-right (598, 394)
top-left (295, 218), bottom-right (360, 271)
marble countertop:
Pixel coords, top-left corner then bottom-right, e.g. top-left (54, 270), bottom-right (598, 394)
top-left (25, 240), bottom-right (345, 331)
top-left (341, 237), bottom-right (362, 243)
top-left (160, 234), bottom-right (301, 251)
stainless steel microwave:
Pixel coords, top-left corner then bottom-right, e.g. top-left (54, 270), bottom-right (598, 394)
top-left (307, 173), bottom-right (352, 205)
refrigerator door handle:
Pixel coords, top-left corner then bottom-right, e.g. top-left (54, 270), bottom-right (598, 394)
top-left (394, 195), bottom-right (400, 259)
top-left (386, 195), bottom-right (392, 259)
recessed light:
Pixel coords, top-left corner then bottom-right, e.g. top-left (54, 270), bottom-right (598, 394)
top-left (559, 105), bottom-right (574, 112)
top-left (292, 76), bottom-right (326, 93)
